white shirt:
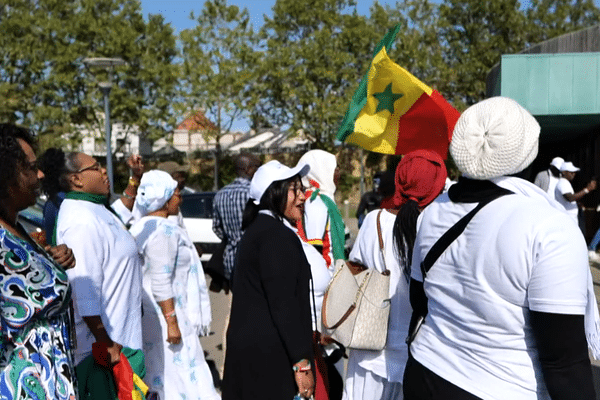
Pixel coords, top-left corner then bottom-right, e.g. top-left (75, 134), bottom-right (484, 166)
top-left (302, 196), bottom-right (334, 267)
top-left (554, 177), bottom-right (578, 220)
top-left (300, 241), bottom-right (331, 331)
top-left (56, 198), bottom-right (143, 364)
top-left (546, 175), bottom-right (560, 198)
top-left (410, 177), bottom-right (589, 400)
top-left (347, 209), bottom-right (412, 382)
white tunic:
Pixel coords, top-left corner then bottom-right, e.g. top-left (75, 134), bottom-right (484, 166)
top-left (56, 198), bottom-right (143, 365)
top-left (346, 209), bottom-right (411, 383)
top-left (129, 216), bottom-right (218, 400)
top-left (410, 177), bottom-right (589, 400)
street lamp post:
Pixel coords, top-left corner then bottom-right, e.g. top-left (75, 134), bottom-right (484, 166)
top-left (82, 57), bottom-right (126, 197)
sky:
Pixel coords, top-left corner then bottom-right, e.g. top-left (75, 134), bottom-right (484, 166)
top-left (140, 0), bottom-right (398, 34)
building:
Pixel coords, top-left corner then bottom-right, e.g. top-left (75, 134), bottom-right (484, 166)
top-left (487, 24), bottom-right (600, 238)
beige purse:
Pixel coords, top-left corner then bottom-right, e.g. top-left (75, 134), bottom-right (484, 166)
top-left (321, 210), bottom-right (391, 350)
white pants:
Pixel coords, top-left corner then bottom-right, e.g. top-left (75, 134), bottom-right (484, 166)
top-left (342, 358), bottom-right (403, 400)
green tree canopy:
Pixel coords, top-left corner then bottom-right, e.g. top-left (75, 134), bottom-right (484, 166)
top-left (0, 0), bottom-right (179, 150)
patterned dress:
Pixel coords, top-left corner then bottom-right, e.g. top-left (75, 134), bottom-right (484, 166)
top-left (0, 228), bottom-right (77, 400)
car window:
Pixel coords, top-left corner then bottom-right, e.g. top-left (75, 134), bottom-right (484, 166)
top-left (180, 194), bottom-right (214, 219)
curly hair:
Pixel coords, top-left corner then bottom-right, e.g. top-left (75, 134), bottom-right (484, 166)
top-left (38, 148), bottom-right (80, 201)
top-left (0, 123), bottom-right (36, 200)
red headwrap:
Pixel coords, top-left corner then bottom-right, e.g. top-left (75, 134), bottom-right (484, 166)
top-left (392, 149), bottom-right (447, 209)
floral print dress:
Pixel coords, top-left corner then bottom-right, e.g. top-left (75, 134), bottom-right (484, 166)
top-left (0, 228), bottom-right (77, 400)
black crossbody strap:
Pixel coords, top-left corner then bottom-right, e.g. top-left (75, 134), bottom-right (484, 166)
top-left (420, 189), bottom-right (513, 278)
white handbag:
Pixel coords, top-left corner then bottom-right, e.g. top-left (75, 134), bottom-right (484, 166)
top-left (321, 210), bottom-right (391, 350)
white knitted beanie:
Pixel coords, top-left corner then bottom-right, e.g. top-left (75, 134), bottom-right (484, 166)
top-left (450, 97), bottom-right (540, 180)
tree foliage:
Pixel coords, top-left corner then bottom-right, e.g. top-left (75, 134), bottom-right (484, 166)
top-left (2, 0), bottom-right (600, 156)
top-left (179, 0), bottom-right (260, 188)
top-left (0, 0), bottom-right (179, 150)
top-left (258, 0), bottom-right (377, 151)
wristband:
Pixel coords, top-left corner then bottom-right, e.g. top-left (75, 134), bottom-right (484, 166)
top-left (584, 188), bottom-right (590, 194)
top-left (122, 191), bottom-right (133, 200)
top-left (164, 310), bottom-right (176, 320)
top-left (128, 177), bottom-right (140, 188)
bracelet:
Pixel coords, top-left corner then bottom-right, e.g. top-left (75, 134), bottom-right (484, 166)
top-left (584, 188), bottom-right (590, 194)
top-left (164, 310), bottom-right (176, 320)
top-left (122, 191), bottom-right (133, 200)
top-left (128, 177), bottom-right (140, 188)
top-left (292, 360), bottom-right (311, 372)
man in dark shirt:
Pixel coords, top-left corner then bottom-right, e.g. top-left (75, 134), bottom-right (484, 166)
top-left (355, 173), bottom-right (383, 228)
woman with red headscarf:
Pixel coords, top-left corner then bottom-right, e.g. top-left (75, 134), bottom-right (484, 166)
top-left (342, 150), bottom-right (447, 400)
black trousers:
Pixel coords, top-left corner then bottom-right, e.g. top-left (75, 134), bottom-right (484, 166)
top-left (403, 353), bottom-right (482, 400)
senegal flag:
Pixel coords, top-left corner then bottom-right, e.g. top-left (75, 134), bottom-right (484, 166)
top-left (337, 25), bottom-right (460, 159)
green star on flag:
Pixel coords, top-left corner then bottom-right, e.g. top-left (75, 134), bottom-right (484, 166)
top-left (373, 83), bottom-right (403, 114)
top-left (336, 25), bottom-right (460, 158)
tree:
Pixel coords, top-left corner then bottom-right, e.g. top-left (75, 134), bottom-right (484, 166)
top-left (436, 0), bottom-right (600, 108)
top-left (525, 0), bottom-right (600, 43)
top-left (259, 0), bottom-right (376, 151)
top-left (179, 0), bottom-right (260, 189)
top-left (0, 0), bottom-right (179, 151)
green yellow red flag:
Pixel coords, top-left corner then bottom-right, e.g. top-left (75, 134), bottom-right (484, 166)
top-left (336, 25), bottom-right (460, 159)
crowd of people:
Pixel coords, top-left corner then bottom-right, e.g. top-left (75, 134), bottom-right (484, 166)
top-left (1, 94), bottom-right (600, 400)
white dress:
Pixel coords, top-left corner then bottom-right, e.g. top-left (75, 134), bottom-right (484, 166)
top-left (130, 216), bottom-right (219, 400)
top-left (343, 209), bottom-right (410, 400)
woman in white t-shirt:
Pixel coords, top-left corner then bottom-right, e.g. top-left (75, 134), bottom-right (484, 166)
top-left (405, 97), bottom-right (598, 400)
top-left (42, 150), bottom-right (144, 368)
top-left (343, 150), bottom-right (447, 400)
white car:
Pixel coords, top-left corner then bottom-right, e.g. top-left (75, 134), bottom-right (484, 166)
top-left (180, 192), bottom-right (222, 262)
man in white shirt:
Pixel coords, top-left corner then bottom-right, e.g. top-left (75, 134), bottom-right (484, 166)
top-left (554, 161), bottom-right (596, 223)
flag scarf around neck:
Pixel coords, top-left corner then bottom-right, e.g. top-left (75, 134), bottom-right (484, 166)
top-left (336, 25), bottom-right (460, 159)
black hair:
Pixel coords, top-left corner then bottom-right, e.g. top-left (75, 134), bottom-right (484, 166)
top-left (0, 123), bottom-right (36, 200)
top-left (549, 165), bottom-right (561, 177)
top-left (392, 199), bottom-right (421, 282)
top-left (38, 148), bottom-right (80, 202)
top-left (241, 174), bottom-right (301, 230)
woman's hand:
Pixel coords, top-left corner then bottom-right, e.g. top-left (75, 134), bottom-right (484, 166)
top-left (106, 341), bottom-right (124, 366)
top-left (45, 244), bottom-right (76, 269)
top-left (126, 154), bottom-right (144, 180)
top-left (166, 317), bottom-right (182, 345)
top-left (293, 360), bottom-right (314, 399)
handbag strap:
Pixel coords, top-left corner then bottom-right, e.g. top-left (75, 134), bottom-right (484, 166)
top-left (321, 267), bottom-right (371, 329)
top-left (420, 188), bottom-right (513, 278)
top-left (376, 209), bottom-right (388, 274)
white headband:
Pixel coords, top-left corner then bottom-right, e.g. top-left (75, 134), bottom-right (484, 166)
top-left (135, 170), bottom-right (178, 215)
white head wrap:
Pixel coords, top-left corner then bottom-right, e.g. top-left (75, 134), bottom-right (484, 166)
top-left (135, 170), bottom-right (178, 216)
top-left (297, 150), bottom-right (337, 197)
top-left (450, 97), bottom-right (540, 180)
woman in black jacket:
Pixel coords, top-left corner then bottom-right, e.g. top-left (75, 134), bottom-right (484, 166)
top-left (222, 160), bottom-right (315, 400)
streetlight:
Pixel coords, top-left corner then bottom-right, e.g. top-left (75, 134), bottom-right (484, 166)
top-left (83, 57), bottom-right (126, 197)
